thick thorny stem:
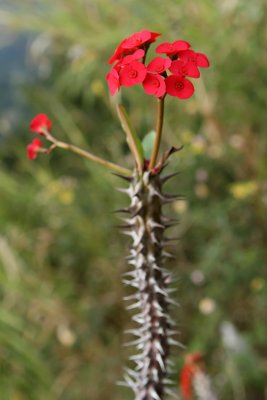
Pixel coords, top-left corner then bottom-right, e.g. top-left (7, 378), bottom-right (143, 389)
top-left (119, 170), bottom-right (180, 399)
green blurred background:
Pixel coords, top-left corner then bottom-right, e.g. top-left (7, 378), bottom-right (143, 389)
top-left (0, 1), bottom-right (266, 399)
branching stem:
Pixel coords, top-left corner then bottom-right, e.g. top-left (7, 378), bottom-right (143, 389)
top-left (46, 134), bottom-right (132, 177)
top-left (149, 98), bottom-right (165, 170)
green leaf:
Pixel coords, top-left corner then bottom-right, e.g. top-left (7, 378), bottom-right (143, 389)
top-left (142, 130), bottom-right (156, 159)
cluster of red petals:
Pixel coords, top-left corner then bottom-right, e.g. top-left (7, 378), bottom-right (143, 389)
top-left (180, 365), bottom-right (193, 400)
top-left (27, 113), bottom-right (52, 160)
top-left (30, 113), bottom-right (52, 136)
top-left (108, 30), bottom-right (160, 65)
top-left (106, 30), bottom-right (209, 100)
top-left (180, 352), bottom-right (204, 400)
top-left (27, 138), bottom-right (43, 160)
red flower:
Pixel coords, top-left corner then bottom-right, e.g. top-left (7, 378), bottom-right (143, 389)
top-left (142, 73), bottom-right (166, 98)
top-left (180, 365), bottom-right (193, 400)
top-left (121, 29), bottom-right (160, 50)
top-left (147, 56), bottom-right (171, 74)
top-left (156, 40), bottom-right (190, 56)
top-left (108, 39), bottom-right (128, 65)
top-left (165, 75), bottom-right (194, 99)
top-left (179, 49), bottom-right (209, 68)
top-left (27, 138), bottom-right (43, 160)
top-left (180, 353), bottom-right (204, 400)
top-left (169, 59), bottom-right (200, 78)
top-left (106, 68), bottom-right (120, 96)
top-left (119, 49), bottom-right (145, 66)
top-left (149, 31), bottom-right (162, 43)
top-left (119, 61), bottom-right (147, 87)
top-left (30, 113), bottom-right (52, 136)
top-left (108, 30), bottom-right (161, 65)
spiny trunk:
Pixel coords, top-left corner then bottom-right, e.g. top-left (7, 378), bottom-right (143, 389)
top-left (118, 169), bottom-right (181, 400)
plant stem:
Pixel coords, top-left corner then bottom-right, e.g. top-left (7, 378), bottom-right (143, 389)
top-left (116, 104), bottom-right (144, 174)
top-left (121, 170), bottom-right (177, 399)
top-left (48, 138), bottom-right (132, 176)
top-left (149, 98), bottom-right (165, 171)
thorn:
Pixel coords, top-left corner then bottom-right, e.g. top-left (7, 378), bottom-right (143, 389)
top-left (124, 367), bottom-right (139, 379)
top-left (116, 380), bottom-right (129, 387)
top-left (116, 187), bottom-right (132, 196)
top-left (167, 329), bottom-right (180, 336)
top-left (122, 279), bottom-right (140, 288)
top-left (114, 223), bottom-right (134, 229)
top-left (122, 271), bottom-right (137, 278)
top-left (154, 339), bottom-right (164, 354)
top-left (166, 288), bottom-right (177, 294)
top-left (160, 171), bottom-right (181, 184)
top-left (148, 220), bottom-right (165, 230)
top-left (162, 251), bottom-right (176, 260)
top-left (112, 172), bottom-right (132, 182)
top-left (163, 236), bottom-right (180, 242)
top-left (149, 388), bottom-right (161, 400)
top-left (165, 388), bottom-right (178, 398)
top-left (124, 328), bottom-right (144, 336)
top-left (154, 285), bottom-right (168, 296)
top-left (166, 298), bottom-right (180, 307)
top-left (164, 221), bottom-right (180, 229)
top-left (168, 338), bottom-right (185, 348)
top-left (112, 207), bottom-right (131, 214)
top-left (124, 334), bottom-right (150, 347)
top-left (123, 294), bottom-right (140, 301)
top-left (156, 353), bottom-right (165, 371)
top-left (163, 378), bottom-right (175, 385)
top-left (161, 194), bottom-right (184, 204)
top-left (123, 374), bottom-right (137, 390)
top-left (126, 301), bottom-right (142, 310)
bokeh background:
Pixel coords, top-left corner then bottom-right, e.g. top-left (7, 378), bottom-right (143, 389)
top-left (0, 1), bottom-right (267, 399)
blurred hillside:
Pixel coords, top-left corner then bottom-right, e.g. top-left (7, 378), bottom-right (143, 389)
top-left (0, 1), bottom-right (266, 399)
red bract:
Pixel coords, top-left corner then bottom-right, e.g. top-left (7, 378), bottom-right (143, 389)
top-left (106, 68), bottom-right (120, 96)
top-left (180, 365), bottom-right (193, 400)
top-left (165, 75), bottom-right (194, 99)
top-left (147, 56), bottom-right (171, 74)
top-left (169, 59), bottom-right (200, 78)
top-left (119, 61), bottom-right (147, 87)
top-left (156, 40), bottom-right (190, 56)
top-left (108, 30), bottom-right (161, 65)
top-left (119, 49), bottom-right (145, 66)
top-left (27, 138), bottom-right (43, 160)
top-left (108, 40), bottom-right (128, 65)
top-left (179, 49), bottom-right (209, 68)
top-left (30, 113), bottom-right (52, 136)
top-left (142, 73), bottom-right (166, 98)
top-left (121, 29), bottom-right (160, 50)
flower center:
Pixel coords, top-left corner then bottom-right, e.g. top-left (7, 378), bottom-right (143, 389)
top-left (153, 79), bottom-right (160, 88)
top-left (129, 70), bottom-right (138, 78)
top-left (175, 81), bottom-right (184, 91)
top-left (156, 64), bottom-right (164, 73)
top-left (188, 57), bottom-right (196, 64)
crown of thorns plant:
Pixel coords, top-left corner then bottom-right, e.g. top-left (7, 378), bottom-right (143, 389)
top-left (26, 29), bottom-right (210, 400)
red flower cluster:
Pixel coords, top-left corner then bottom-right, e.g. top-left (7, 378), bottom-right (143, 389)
top-left (27, 114), bottom-right (52, 160)
top-left (107, 30), bottom-right (209, 100)
top-left (180, 352), bottom-right (204, 400)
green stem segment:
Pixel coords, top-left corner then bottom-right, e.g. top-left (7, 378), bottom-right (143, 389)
top-left (149, 98), bottom-right (165, 171)
top-left (116, 104), bottom-right (144, 174)
top-left (47, 135), bottom-right (132, 177)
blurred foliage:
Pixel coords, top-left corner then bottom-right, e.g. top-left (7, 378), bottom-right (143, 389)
top-left (0, 0), bottom-right (267, 399)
